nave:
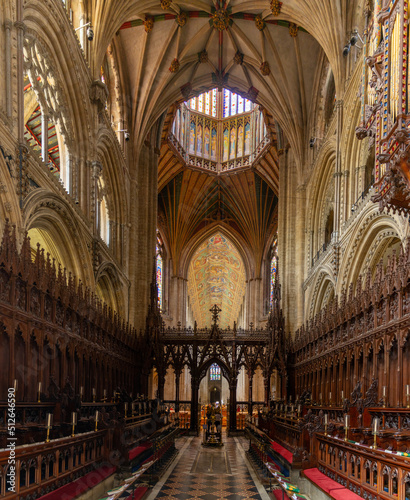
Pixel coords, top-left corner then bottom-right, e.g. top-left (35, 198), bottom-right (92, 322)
top-left (146, 433), bottom-right (270, 500)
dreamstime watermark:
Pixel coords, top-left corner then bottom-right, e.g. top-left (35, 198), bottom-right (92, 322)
top-left (6, 387), bottom-right (17, 493)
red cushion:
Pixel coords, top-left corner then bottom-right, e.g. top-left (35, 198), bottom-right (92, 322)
top-left (129, 442), bottom-right (151, 461)
top-left (314, 479), bottom-right (344, 493)
top-left (271, 441), bottom-right (293, 463)
top-left (39, 465), bottom-right (116, 500)
top-left (303, 468), bottom-right (360, 499)
top-left (272, 490), bottom-right (290, 500)
top-left (131, 486), bottom-right (149, 499)
top-left (304, 468), bottom-right (325, 481)
top-left (331, 489), bottom-right (363, 500)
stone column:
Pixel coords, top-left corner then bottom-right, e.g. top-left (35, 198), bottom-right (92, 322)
top-left (15, 15), bottom-right (25, 142)
top-left (5, 19), bottom-right (12, 118)
top-left (169, 275), bottom-right (187, 326)
top-left (333, 100), bottom-right (343, 240)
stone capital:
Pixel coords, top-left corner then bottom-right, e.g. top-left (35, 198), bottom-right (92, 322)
top-left (14, 21), bottom-right (26, 33)
top-left (89, 80), bottom-right (109, 109)
top-left (91, 160), bottom-right (103, 178)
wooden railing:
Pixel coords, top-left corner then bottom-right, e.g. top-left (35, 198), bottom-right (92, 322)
top-left (316, 433), bottom-right (410, 500)
top-left (0, 430), bottom-right (108, 499)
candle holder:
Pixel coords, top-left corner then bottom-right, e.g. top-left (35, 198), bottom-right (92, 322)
top-left (344, 414), bottom-right (350, 441)
top-left (38, 392), bottom-right (41, 403)
top-left (46, 426), bottom-right (51, 443)
top-left (95, 411), bottom-right (99, 432)
top-left (371, 417), bottom-right (379, 449)
top-left (71, 412), bottom-right (77, 437)
top-left (407, 394), bottom-right (410, 409)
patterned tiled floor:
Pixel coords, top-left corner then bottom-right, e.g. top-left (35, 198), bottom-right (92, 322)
top-left (151, 433), bottom-right (268, 499)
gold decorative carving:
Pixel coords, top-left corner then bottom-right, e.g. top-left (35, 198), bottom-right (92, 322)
top-left (176, 11), bottom-right (188, 27)
top-left (234, 51), bottom-right (244, 65)
top-left (260, 61), bottom-right (270, 76)
top-left (270, 0), bottom-right (282, 16)
top-left (198, 50), bottom-right (208, 63)
top-left (212, 9), bottom-right (230, 31)
top-left (289, 22), bottom-right (298, 37)
top-left (144, 15), bottom-right (154, 33)
top-left (169, 58), bottom-right (180, 73)
top-left (161, 0), bottom-right (172, 9)
top-left (255, 14), bottom-right (266, 31)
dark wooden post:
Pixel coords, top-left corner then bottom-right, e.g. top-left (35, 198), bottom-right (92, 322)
top-left (175, 369), bottom-right (181, 412)
top-left (248, 370), bottom-right (253, 415)
top-left (190, 376), bottom-right (199, 434)
top-left (229, 378), bottom-right (238, 433)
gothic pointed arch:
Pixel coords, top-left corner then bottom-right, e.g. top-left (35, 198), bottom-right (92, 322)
top-left (22, 190), bottom-right (93, 285)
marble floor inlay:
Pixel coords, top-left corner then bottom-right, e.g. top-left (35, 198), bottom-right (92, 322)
top-left (151, 432), bottom-right (270, 500)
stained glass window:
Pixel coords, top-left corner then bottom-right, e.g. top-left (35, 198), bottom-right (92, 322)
top-left (238, 95), bottom-right (244, 114)
top-left (100, 196), bottom-right (110, 246)
top-left (223, 89), bottom-right (230, 117)
top-left (156, 235), bottom-right (163, 310)
top-left (187, 88), bottom-right (252, 117)
top-left (270, 240), bottom-right (277, 309)
top-left (205, 91), bottom-right (210, 115)
top-left (175, 88), bottom-right (269, 166)
top-left (212, 90), bottom-right (217, 117)
top-left (210, 363), bottom-right (221, 381)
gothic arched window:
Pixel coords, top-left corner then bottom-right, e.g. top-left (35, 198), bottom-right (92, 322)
top-left (156, 234), bottom-right (163, 310)
top-left (99, 196), bottom-right (110, 246)
top-left (210, 363), bottom-right (221, 381)
top-left (270, 239), bottom-right (278, 309)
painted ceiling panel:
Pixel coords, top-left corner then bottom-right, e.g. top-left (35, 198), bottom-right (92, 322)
top-left (158, 168), bottom-right (278, 276)
top-left (187, 232), bottom-right (246, 329)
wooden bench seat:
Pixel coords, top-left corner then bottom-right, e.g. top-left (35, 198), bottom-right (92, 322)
top-left (302, 468), bottom-right (363, 499)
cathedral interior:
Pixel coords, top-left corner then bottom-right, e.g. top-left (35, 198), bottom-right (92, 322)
top-left (1, 0), bottom-right (410, 499)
